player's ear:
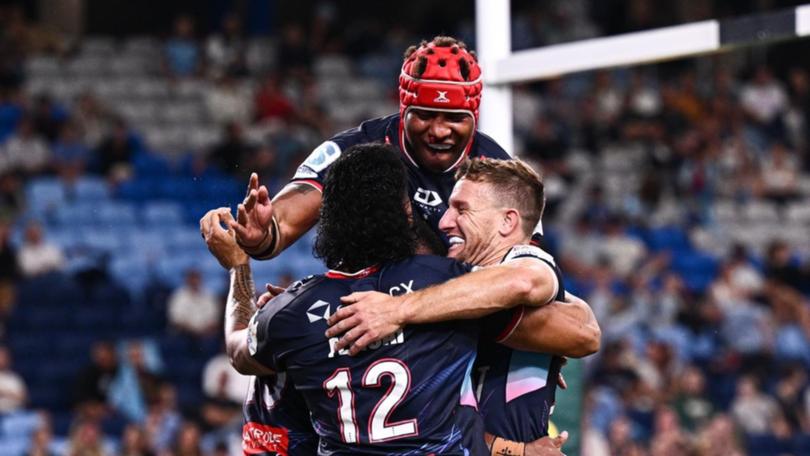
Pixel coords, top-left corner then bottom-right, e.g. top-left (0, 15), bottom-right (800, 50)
top-left (499, 208), bottom-right (521, 237)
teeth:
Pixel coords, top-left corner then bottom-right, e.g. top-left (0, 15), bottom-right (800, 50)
top-left (448, 236), bottom-right (464, 245)
top-left (428, 144), bottom-right (453, 151)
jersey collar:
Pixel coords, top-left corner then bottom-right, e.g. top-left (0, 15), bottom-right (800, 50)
top-left (325, 265), bottom-right (380, 279)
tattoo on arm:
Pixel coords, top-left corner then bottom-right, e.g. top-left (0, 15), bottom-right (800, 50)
top-left (288, 183), bottom-right (318, 194)
top-left (226, 264), bottom-right (256, 332)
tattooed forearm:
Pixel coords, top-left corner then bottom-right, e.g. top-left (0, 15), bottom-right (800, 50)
top-left (226, 263), bottom-right (256, 333)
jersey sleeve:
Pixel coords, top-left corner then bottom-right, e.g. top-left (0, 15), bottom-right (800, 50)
top-left (481, 307), bottom-right (525, 343)
top-left (503, 244), bottom-right (565, 303)
top-left (247, 292), bottom-right (297, 371)
top-left (290, 123), bottom-right (374, 190)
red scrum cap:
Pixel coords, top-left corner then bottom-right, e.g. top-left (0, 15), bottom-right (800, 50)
top-left (399, 39), bottom-right (482, 121)
top-left (397, 38), bottom-right (483, 169)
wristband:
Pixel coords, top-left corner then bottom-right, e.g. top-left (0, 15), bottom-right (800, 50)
top-left (490, 437), bottom-right (525, 456)
top-left (247, 215), bottom-right (280, 260)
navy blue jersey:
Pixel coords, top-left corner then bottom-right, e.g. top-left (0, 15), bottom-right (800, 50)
top-left (248, 255), bottom-right (502, 455)
top-left (474, 245), bottom-right (567, 442)
top-left (242, 373), bottom-right (318, 455)
top-left (291, 114), bottom-right (510, 247)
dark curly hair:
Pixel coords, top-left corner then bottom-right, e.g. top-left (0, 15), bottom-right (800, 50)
top-left (314, 143), bottom-right (417, 271)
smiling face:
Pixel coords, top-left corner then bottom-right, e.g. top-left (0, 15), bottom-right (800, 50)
top-left (438, 179), bottom-right (513, 266)
top-left (403, 108), bottom-right (474, 173)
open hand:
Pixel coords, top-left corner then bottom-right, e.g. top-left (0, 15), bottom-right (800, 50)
top-left (230, 173), bottom-right (275, 250)
top-left (324, 291), bottom-right (405, 355)
top-left (200, 207), bottom-right (249, 269)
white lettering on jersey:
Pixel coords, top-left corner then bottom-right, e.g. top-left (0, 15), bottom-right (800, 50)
top-left (414, 187), bottom-right (442, 207)
top-left (294, 141), bottom-right (342, 179)
top-left (327, 329), bottom-right (405, 358)
top-left (388, 280), bottom-right (414, 296)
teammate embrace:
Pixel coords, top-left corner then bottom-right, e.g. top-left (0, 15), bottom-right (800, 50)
top-left (200, 36), bottom-right (600, 456)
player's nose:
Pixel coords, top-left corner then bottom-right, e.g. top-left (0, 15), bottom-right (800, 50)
top-left (438, 209), bottom-right (455, 232)
top-left (428, 118), bottom-right (452, 139)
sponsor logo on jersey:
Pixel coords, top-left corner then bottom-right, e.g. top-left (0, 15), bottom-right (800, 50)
top-left (434, 90), bottom-right (450, 103)
top-left (293, 165), bottom-right (318, 180)
top-left (242, 422), bottom-right (289, 455)
top-left (327, 329), bottom-right (405, 358)
top-left (414, 187), bottom-right (442, 207)
top-left (303, 141), bottom-right (341, 172)
top-left (306, 300), bottom-right (332, 323)
top-left (504, 244), bottom-right (556, 265)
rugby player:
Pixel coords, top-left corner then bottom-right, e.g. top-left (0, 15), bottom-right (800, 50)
top-left (204, 144), bottom-right (501, 455)
top-left (326, 158), bottom-right (601, 455)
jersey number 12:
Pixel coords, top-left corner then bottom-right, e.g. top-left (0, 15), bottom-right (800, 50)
top-left (323, 358), bottom-right (418, 443)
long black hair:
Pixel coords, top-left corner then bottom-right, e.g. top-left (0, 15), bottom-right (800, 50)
top-left (314, 143), bottom-right (417, 271)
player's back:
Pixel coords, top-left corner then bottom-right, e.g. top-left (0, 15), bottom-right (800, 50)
top-left (250, 255), bottom-right (486, 455)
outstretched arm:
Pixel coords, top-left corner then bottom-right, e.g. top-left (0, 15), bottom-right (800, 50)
top-left (500, 293), bottom-right (601, 358)
top-left (326, 258), bottom-right (558, 355)
top-left (229, 173), bottom-right (322, 260)
top-left (201, 207), bottom-right (274, 376)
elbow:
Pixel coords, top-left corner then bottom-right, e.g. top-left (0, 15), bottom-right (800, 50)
top-left (570, 323), bottom-right (602, 358)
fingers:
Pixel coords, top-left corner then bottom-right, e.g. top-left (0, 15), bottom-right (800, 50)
top-left (348, 333), bottom-right (375, 356)
top-left (257, 185), bottom-right (270, 204)
top-left (331, 316), bottom-right (363, 351)
top-left (199, 209), bottom-right (221, 240)
top-left (266, 283), bottom-right (286, 297)
top-left (244, 189), bottom-right (258, 212)
top-left (338, 291), bottom-right (371, 307)
top-left (557, 373), bottom-right (568, 390)
top-left (236, 203), bottom-right (248, 227)
top-left (229, 219), bottom-right (250, 241)
top-left (257, 291), bottom-right (273, 308)
top-left (326, 306), bottom-right (357, 336)
top-left (554, 431), bottom-right (569, 447)
top-left (245, 172), bottom-right (258, 198)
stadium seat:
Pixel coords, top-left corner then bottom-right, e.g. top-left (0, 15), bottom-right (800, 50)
top-left (745, 434), bottom-right (792, 456)
top-left (647, 226), bottom-right (691, 252)
top-left (25, 178), bottom-right (66, 217)
top-left (72, 177), bottom-right (111, 201)
top-left (142, 201), bottom-right (185, 226)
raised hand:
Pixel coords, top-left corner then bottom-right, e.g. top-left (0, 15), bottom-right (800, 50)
top-left (200, 207), bottom-right (249, 269)
top-left (230, 173), bottom-right (275, 251)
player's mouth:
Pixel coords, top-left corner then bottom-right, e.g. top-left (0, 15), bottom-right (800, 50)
top-left (447, 235), bottom-right (465, 257)
top-left (426, 143), bottom-right (454, 153)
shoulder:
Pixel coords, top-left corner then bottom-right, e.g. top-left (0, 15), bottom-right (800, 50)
top-left (472, 130), bottom-right (511, 159)
top-left (503, 244), bottom-right (557, 267)
top-left (384, 255), bottom-right (472, 280)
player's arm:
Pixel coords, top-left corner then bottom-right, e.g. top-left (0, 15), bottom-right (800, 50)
top-left (201, 208), bottom-right (274, 376)
top-left (327, 258), bottom-right (557, 355)
top-left (230, 174), bottom-right (322, 260)
top-left (498, 293), bottom-right (601, 358)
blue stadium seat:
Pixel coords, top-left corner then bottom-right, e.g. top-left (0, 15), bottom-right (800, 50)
top-left (647, 226), bottom-right (691, 252)
top-left (670, 250), bottom-right (718, 292)
top-left (745, 434), bottom-right (792, 456)
top-left (157, 177), bottom-right (200, 201)
top-left (0, 437), bottom-right (29, 456)
top-left (117, 178), bottom-right (159, 202)
top-left (72, 177), bottom-right (110, 201)
top-left (142, 201), bottom-right (185, 225)
top-left (96, 201), bottom-right (138, 227)
top-left (81, 228), bottom-right (127, 253)
top-left (25, 178), bottom-right (66, 217)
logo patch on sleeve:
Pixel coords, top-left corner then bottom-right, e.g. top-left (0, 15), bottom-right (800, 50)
top-left (302, 141), bottom-right (341, 172)
top-left (503, 244), bottom-right (556, 265)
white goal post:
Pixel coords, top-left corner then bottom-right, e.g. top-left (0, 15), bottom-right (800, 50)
top-left (475, 1), bottom-right (810, 156)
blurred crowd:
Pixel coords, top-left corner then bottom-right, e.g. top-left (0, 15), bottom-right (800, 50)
top-left (0, 0), bottom-right (809, 455)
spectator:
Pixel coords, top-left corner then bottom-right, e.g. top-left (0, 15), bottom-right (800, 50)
top-left (0, 116), bottom-right (50, 175)
top-left (31, 94), bottom-right (67, 142)
top-left (740, 66), bottom-right (788, 140)
top-left (673, 365), bottom-right (714, 431)
top-left (120, 424), bottom-right (155, 456)
top-left (163, 15), bottom-right (202, 79)
top-left (598, 214), bottom-right (647, 278)
top-left (207, 122), bottom-right (253, 177)
top-left (205, 13), bottom-right (247, 79)
top-left (695, 414), bottom-right (744, 456)
top-left (0, 344), bottom-right (25, 412)
top-left (277, 24), bottom-right (312, 77)
top-left (17, 221), bottom-right (64, 277)
top-left (254, 74), bottom-right (296, 123)
top-left (204, 73), bottom-right (254, 125)
top-left (202, 352), bottom-right (251, 406)
top-left (731, 375), bottom-right (780, 435)
top-left (756, 142), bottom-right (800, 203)
top-left (172, 421), bottom-right (203, 456)
top-left (73, 341), bottom-right (119, 420)
top-left (92, 117), bottom-right (136, 182)
top-left (72, 92), bottom-right (113, 148)
top-left (67, 419), bottom-right (108, 456)
top-left (52, 121), bottom-right (92, 180)
top-left (144, 383), bottom-right (182, 453)
top-left (109, 341), bottom-right (163, 423)
top-left (765, 240), bottom-right (807, 292)
top-left (28, 420), bottom-right (57, 456)
top-left (167, 268), bottom-right (220, 338)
